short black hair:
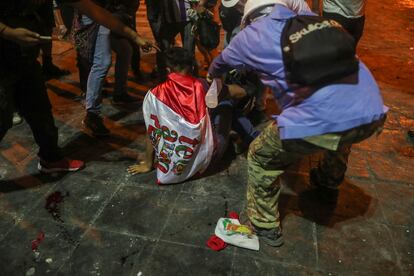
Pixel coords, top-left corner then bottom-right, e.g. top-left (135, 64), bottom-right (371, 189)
top-left (165, 47), bottom-right (194, 73)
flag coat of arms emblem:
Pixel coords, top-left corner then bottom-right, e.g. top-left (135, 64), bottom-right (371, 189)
top-left (143, 73), bottom-right (214, 184)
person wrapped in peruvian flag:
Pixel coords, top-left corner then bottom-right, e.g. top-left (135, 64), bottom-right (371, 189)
top-left (127, 47), bottom-right (258, 184)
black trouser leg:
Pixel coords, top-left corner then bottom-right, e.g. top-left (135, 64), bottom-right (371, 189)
top-left (180, 22), bottom-right (197, 76)
top-left (157, 24), bottom-right (180, 79)
top-left (15, 61), bottom-right (62, 162)
top-left (130, 19), bottom-right (141, 74)
top-left (0, 79), bottom-right (14, 143)
top-left (77, 54), bottom-right (91, 93)
top-left (322, 12), bottom-right (365, 46)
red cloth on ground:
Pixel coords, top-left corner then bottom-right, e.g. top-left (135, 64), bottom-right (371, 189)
top-left (228, 211), bottom-right (239, 220)
top-left (206, 235), bottom-right (227, 251)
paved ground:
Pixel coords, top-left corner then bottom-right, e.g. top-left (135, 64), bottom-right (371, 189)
top-left (0, 1), bottom-right (413, 275)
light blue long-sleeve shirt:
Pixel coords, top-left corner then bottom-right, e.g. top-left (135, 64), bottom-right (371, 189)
top-left (208, 5), bottom-right (387, 140)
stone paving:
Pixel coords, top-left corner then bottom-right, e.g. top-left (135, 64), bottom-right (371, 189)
top-left (0, 1), bottom-right (413, 275)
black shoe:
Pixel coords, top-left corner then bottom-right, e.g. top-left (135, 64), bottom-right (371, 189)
top-left (43, 63), bottom-right (70, 79)
top-left (252, 224), bottom-right (284, 247)
top-left (230, 132), bottom-right (248, 155)
top-left (112, 94), bottom-right (141, 105)
top-left (82, 112), bottom-right (110, 137)
top-left (239, 212), bottom-right (284, 247)
top-left (310, 168), bottom-right (339, 204)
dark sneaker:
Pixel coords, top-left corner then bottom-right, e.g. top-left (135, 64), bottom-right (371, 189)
top-left (230, 132), bottom-right (247, 155)
top-left (252, 224), bottom-right (284, 247)
top-left (112, 94), bottom-right (141, 105)
top-left (239, 212), bottom-right (284, 247)
top-left (38, 158), bottom-right (85, 173)
top-left (310, 168), bottom-right (339, 204)
top-left (82, 112), bottom-right (110, 137)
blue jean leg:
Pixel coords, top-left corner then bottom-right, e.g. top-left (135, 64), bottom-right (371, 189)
top-left (210, 100), bottom-right (233, 161)
top-left (85, 23), bottom-right (112, 114)
top-left (232, 107), bottom-right (260, 145)
top-left (210, 99), bottom-right (259, 160)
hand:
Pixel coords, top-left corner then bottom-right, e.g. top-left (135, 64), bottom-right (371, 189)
top-left (134, 35), bottom-right (160, 53)
top-left (3, 27), bottom-right (41, 46)
top-left (227, 84), bottom-right (247, 100)
top-left (206, 73), bottom-right (213, 84)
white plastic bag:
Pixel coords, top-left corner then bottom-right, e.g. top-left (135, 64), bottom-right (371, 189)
top-left (205, 78), bottom-right (222, 108)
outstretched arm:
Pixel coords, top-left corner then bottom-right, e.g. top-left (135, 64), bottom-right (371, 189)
top-left (68, 0), bottom-right (159, 51)
top-left (0, 22), bottom-right (42, 46)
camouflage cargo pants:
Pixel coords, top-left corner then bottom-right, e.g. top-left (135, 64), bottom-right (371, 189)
top-left (247, 117), bottom-right (386, 229)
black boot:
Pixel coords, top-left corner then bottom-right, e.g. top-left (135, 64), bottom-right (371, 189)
top-left (82, 112), bottom-right (110, 137)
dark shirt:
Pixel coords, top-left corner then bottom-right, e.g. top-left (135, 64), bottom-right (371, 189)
top-left (0, 0), bottom-right (79, 72)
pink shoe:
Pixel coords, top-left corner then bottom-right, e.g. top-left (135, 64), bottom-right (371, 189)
top-left (38, 158), bottom-right (85, 173)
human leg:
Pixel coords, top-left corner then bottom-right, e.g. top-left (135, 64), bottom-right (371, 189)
top-left (85, 24), bottom-right (112, 114)
top-left (309, 116), bottom-right (385, 199)
top-left (231, 107), bottom-right (260, 145)
top-left (181, 22), bottom-right (197, 76)
top-left (13, 60), bottom-right (84, 172)
top-left (210, 99), bottom-right (233, 161)
top-left (14, 61), bottom-right (62, 162)
top-left (322, 12), bottom-right (365, 46)
top-left (111, 36), bottom-right (133, 97)
top-left (246, 123), bottom-right (321, 242)
top-left (83, 24), bottom-right (112, 136)
top-left (145, 0), bottom-right (162, 78)
top-left (0, 79), bottom-right (14, 142)
top-left (157, 24), bottom-right (180, 79)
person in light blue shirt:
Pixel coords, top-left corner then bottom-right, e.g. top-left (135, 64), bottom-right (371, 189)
top-left (208, 1), bottom-right (387, 247)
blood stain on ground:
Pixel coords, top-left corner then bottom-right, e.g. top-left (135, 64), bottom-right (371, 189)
top-left (45, 191), bottom-right (69, 222)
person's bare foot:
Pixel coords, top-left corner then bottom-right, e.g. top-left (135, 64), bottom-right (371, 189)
top-left (127, 161), bottom-right (153, 175)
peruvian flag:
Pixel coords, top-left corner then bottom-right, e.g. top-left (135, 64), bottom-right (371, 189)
top-left (143, 73), bottom-right (214, 184)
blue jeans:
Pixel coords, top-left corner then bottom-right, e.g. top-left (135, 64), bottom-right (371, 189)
top-left (84, 16), bottom-right (112, 114)
top-left (210, 99), bottom-right (259, 161)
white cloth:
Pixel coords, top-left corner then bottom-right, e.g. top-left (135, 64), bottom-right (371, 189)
top-left (215, 218), bottom-right (260, 251)
top-left (143, 92), bottom-right (214, 184)
top-left (323, 0), bottom-right (366, 18)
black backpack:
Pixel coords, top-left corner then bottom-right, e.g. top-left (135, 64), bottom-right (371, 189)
top-left (197, 16), bottom-right (221, 50)
top-left (281, 15), bottom-right (359, 86)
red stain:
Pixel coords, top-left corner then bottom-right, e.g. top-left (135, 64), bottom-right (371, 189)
top-left (31, 231), bottom-right (45, 251)
top-left (45, 191), bottom-right (69, 222)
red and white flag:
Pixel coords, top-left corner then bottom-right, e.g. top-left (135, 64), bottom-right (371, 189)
top-left (143, 73), bottom-right (214, 184)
